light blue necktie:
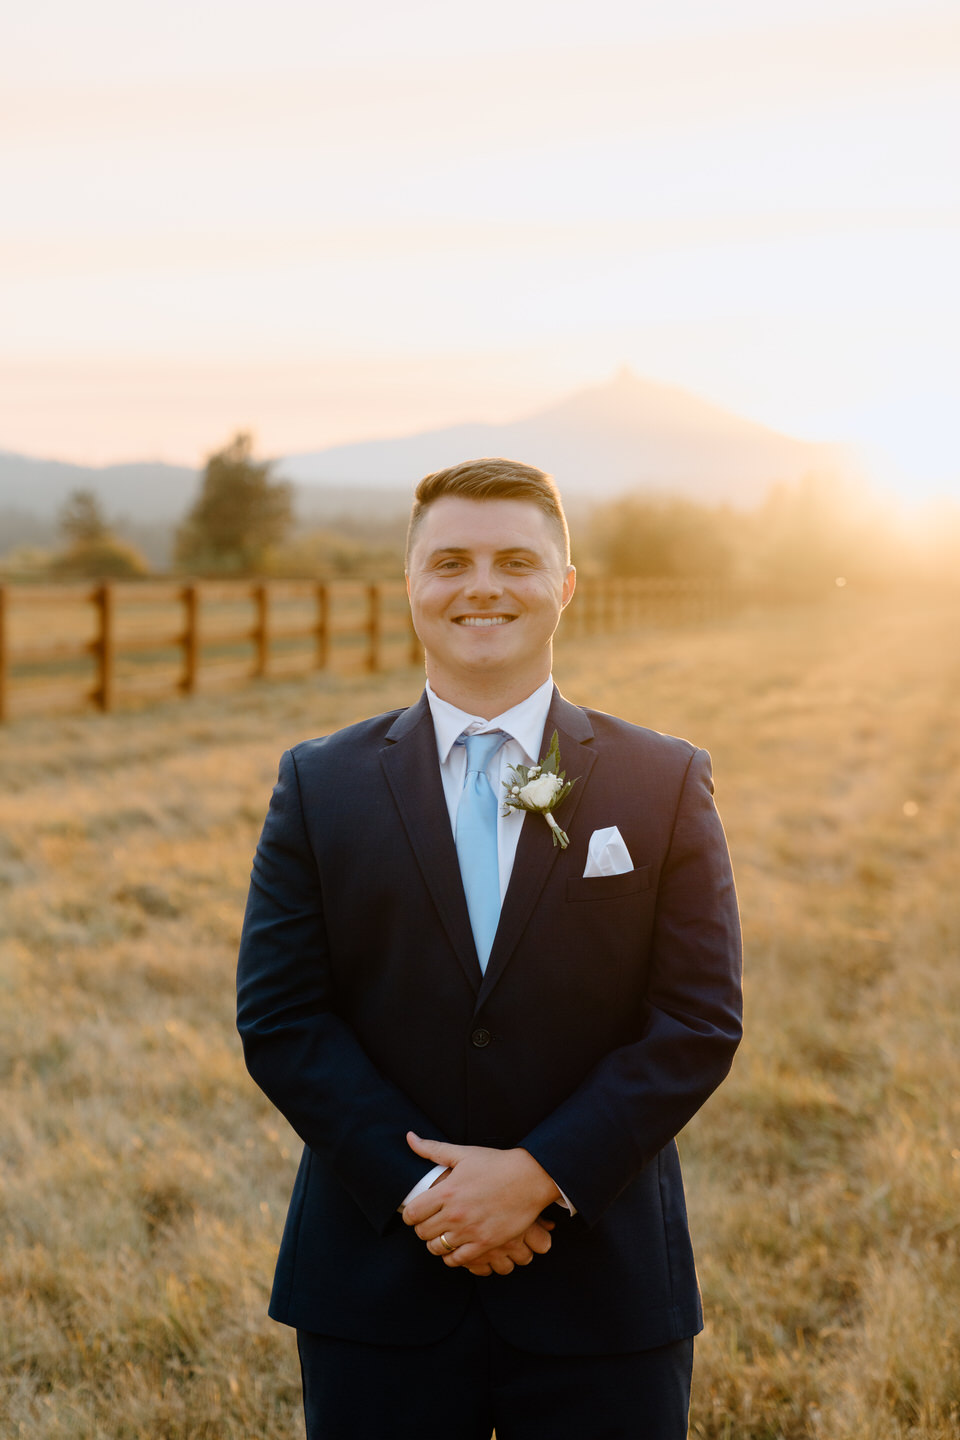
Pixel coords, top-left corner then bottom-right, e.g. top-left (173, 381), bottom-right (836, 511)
top-left (455, 731), bottom-right (508, 973)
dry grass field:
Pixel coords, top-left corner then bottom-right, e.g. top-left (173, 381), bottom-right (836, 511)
top-left (2, 588), bottom-right (959, 1438)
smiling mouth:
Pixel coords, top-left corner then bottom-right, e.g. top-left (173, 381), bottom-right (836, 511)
top-left (454, 615), bottom-right (515, 627)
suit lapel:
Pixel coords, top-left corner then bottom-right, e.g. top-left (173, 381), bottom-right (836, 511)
top-left (478, 691), bottom-right (597, 1006)
top-left (380, 694), bottom-right (482, 992)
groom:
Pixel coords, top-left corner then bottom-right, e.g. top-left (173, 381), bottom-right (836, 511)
top-left (237, 457), bottom-right (742, 1439)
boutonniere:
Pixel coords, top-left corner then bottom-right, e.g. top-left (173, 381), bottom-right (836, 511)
top-left (502, 731), bottom-right (578, 848)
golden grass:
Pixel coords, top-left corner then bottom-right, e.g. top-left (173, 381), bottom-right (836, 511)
top-left (2, 589), bottom-right (959, 1437)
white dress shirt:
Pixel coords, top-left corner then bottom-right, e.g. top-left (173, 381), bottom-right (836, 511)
top-left (425, 674), bottom-right (555, 902)
top-left (401, 676), bottom-right (574, 1214)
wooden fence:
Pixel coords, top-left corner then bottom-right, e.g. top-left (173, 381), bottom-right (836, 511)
top-left (0, 576), bottom-right (735, 722)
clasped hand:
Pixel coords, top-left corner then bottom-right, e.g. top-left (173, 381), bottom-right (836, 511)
top-left (401, 1132), bottom-right (559, 1277)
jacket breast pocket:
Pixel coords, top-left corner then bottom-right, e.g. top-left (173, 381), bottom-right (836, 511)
top-left (565, 865), bottom-right (652, 902)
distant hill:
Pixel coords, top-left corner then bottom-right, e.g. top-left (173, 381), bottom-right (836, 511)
top-left (0, 457), bottom-right (201, 565)
top-left (0, 455), bottom-right (198, 524)
top-left (0, 455), bottom-right (414, 562)
top-left (0, 370), bottom-right (848, 552)
top-left (280, 369), bottom-right (847, 505)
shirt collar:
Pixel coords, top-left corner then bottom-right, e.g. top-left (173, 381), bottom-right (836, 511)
top-left (425, 677), bottom-right (555, 767)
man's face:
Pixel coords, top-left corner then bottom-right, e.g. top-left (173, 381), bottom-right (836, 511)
top-left (406, 496), bottom-right (576, 703)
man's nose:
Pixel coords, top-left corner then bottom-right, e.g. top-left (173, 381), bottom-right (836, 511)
top-left (464, 562), bottom-right (503, 598)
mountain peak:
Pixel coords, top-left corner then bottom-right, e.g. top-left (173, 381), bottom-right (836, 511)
top-left (530, 368), bottom-right (765, 441)
top-left (0, 371), bottom-right (847, 527)
top-left (278, 371), bottom-right (844, 504)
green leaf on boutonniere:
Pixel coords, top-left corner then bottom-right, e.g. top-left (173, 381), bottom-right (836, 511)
top-left (501, 730), bottom-right (577, 847)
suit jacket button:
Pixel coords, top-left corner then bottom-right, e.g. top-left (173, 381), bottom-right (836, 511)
top-left (471, 1027), bottom-right (492, 1048)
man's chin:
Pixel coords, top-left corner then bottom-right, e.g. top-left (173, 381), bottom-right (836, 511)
top-left (449, 634), bottom-right (518, 664)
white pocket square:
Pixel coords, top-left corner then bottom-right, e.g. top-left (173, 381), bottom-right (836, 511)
top-left (583, 826), bottom-right (634, 878)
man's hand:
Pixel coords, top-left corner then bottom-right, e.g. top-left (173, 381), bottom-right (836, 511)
top-left (401, 1132), bottom-right (562, 1269)
top-left (462, 1218), bottom-right (555, 1276)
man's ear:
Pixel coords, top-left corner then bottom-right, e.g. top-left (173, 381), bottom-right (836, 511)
top-left (405, 573), bottom-right (411, 600)
top-left (561, 565), bottom-right (576, 609)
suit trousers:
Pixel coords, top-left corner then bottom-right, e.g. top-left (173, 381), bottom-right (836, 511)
top-left (296, 1294), bottom-right (693, 1440)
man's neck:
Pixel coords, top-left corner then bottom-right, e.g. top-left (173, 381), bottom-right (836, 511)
top-left (425, 666), bottom-right (551, 721)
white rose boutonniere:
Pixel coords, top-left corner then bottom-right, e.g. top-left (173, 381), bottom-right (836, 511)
top-left (502, 731), bottom-right (578, 848)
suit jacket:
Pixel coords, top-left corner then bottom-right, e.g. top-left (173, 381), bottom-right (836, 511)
top-left (236, 687), bottom-right (742, 1356)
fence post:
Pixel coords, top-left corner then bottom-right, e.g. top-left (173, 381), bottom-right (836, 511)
top-left (91, 583), bottom-right (115, 711)
top-left (180, 583), bottom-right (199, 693)
top-left (605, 578), bottom-right (618, 632)
top-left (588, 580), bottom-right (601, 635)
top-left (315, 583), bottom-right (329, 669)
top-left (0, 585), bottom-right (7, 723)
top-left (252, 582), bottom-right (269, 677)
top-left (365, 584), bottom-right (381, 672)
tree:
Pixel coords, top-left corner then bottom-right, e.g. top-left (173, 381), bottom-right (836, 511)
top-left (588, 495), bottom-right (735, 580)
top-left (53, 487), bottom-right (149, 578)
top-left (51, 536), bottom-right (150, 579)
top-left (175, 432), bottom-right (293, 573)
top-left (59, 489), bottom-right (108, 545)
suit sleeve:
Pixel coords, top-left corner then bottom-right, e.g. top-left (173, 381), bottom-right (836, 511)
top-left (236, 748), bottom-right (444, 1235)
top-left (520, 747), bottom-right (742, 1226)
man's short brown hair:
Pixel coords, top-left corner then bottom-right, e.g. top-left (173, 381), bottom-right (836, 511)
top-left (405, 457), bottom-right (570, 568)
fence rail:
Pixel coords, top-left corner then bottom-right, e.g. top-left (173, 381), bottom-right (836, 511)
top-left (0, 576), bottom-right (736, 722)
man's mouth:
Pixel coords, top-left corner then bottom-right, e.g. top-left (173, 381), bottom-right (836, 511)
top-left (453, 615), bottom-right (514, 627)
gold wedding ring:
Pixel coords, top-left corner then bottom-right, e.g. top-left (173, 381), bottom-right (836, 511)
top-left (439, 1232), bottom-right (456, 1253)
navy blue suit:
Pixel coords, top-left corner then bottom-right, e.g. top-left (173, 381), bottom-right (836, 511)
top-left (236, 687), bottom-right (741, 1362)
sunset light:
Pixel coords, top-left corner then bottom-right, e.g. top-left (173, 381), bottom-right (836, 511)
top-left (3, 8), bottom-right (960, 1434)
top-left (2, 0), bottom-right (958, 502)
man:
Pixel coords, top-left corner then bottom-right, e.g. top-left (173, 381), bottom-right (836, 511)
top-left (237, 457), bottom-right (742, 1439)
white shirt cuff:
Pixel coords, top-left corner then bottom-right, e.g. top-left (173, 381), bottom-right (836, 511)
top-left (399, 1164), bottom-right (576, 1217)
top-left (555, 1186), bottom-right (576, 1216)
top-left (399, 1164), bottom-right (447, 1211)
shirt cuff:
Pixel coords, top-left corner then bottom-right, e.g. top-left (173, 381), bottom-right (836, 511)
top-left (399, 1164), bottom-right (576, 1217)
top-left (398, 1164), bottom-right (447, 1212)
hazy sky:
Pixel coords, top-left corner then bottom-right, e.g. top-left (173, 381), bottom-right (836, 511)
top-left (2, 0), bottom-right (958, 500)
